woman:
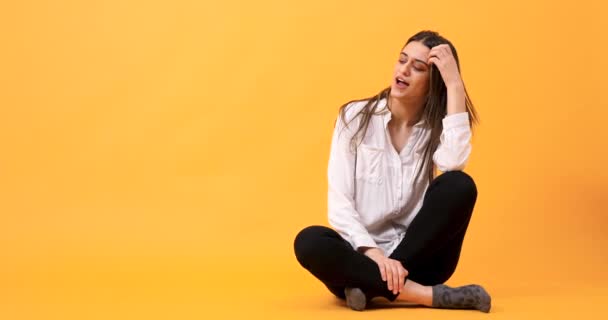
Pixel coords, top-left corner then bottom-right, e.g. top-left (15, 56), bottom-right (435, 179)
top-left (293, 30), bottom-right (491, 312)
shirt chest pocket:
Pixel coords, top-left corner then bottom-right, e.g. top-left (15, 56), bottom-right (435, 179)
top-left (356, 144), bottom-right (384, 185)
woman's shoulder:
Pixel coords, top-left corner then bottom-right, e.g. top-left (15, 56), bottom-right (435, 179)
top-left (339, 99), bottom-right (370, 123)
top-left (340, 96), bottom-right (389, 123)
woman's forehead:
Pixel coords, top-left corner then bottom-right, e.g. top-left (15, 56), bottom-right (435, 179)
top-left (402, 41), bottom-right (430, 59)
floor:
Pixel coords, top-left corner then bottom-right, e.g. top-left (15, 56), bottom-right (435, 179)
top-left (1, 257), bottom-right (606, 320)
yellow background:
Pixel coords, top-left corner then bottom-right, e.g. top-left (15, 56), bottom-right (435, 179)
top-left (1, 0), bottom-right (607, 319)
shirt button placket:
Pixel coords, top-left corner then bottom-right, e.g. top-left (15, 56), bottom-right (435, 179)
top-left (395, 158), bottom-right (402, 201)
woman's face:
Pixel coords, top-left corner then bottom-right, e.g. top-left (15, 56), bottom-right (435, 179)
top-left (390, 41), bottom-right (431, 101)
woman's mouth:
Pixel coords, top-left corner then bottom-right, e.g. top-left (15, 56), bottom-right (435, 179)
top-left (395, 77), bottom-right (409, 89)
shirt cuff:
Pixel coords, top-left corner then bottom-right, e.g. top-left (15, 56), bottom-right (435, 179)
top-left (442, 112), bottom-right (470, 130)
top-left (351, 234), bottom-right (377, 251)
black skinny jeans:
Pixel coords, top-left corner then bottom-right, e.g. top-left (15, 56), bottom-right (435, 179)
top-left (293, 170), bottom-right (478, 302)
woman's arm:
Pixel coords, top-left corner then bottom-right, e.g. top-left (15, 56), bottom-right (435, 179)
top-left (428, 45), bottom-right (472, 172)
top-left (433, 84), bottom-right (472, 171)
top-left (327, 103), bottom-right (378, 251)
top-left (432, 109), bottom-right (472, 172)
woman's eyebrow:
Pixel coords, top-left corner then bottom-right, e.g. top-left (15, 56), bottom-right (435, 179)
top-left (400, 52), bottom-right (429, 67)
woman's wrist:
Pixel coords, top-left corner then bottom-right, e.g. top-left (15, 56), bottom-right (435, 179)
top-left (360, 247), bottom-right (384, 257)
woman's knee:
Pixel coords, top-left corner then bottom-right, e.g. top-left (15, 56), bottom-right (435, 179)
top-left (436, 170), bottom-right (477, 202)
top-left (293, 225), bottom-right (333, 263)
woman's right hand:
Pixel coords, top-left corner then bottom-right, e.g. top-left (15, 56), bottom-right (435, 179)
top-left (361, 247), bottom-right (408, 295)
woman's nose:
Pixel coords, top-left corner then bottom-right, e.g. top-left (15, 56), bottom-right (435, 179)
top-left (399, 62), bottom-right (411, 76)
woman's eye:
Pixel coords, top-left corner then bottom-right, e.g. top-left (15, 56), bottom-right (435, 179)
top-left (399, 60), bottom-right (423, 71)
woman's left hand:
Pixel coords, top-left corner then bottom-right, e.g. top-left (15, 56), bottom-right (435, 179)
top-left (427, 44), bottom-right (463, 89)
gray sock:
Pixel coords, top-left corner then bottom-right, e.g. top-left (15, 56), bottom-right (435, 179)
top-left (344, 287), bottom-right (367, 311)
top-left (431, 284), bottom-right (491, 313)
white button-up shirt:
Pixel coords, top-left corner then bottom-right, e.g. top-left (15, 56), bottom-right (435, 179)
top-left (327, 97), bottom-right (472, 256)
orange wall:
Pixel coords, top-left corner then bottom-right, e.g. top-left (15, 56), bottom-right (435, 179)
top-left (1, 0), bottom-right (607, 318)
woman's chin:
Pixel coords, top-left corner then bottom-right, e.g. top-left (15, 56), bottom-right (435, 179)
top-left (390, 87), bottom-right (408, 98)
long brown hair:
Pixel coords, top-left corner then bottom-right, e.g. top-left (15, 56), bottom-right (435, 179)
top-left (337, 30), bottom-right (480, 189)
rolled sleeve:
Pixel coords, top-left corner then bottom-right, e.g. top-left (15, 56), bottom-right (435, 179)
top-left (350, 234), bottom-right (377, 250)
top-left (442, 111), bottom-right (470, 129)
top-left (432, 112), bottom-right (472, 172)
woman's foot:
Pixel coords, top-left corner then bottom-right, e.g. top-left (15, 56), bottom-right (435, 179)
top-left (431, 284), bottom-right (491, 313)
top-left (344, 287), bottom-right (367, 311)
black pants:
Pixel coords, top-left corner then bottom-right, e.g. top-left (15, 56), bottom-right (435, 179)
top-left (293, 170), bottom-right (477, 302)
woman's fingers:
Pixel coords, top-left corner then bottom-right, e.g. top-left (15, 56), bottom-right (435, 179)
top-left (386, 261), bottom-right (393, 291)
top-left (379, 261), bottom-right (387, 282)
top-left (384, 261), bottom-right (392, 290)
top-left (429, 44), bottom-right (449, 57)
top-left (376, 257), bottom-right (410, 294)
top-left (397, 263), bottom-right (405, 293)
top-left (391, 261), bottom-right (400, 294)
